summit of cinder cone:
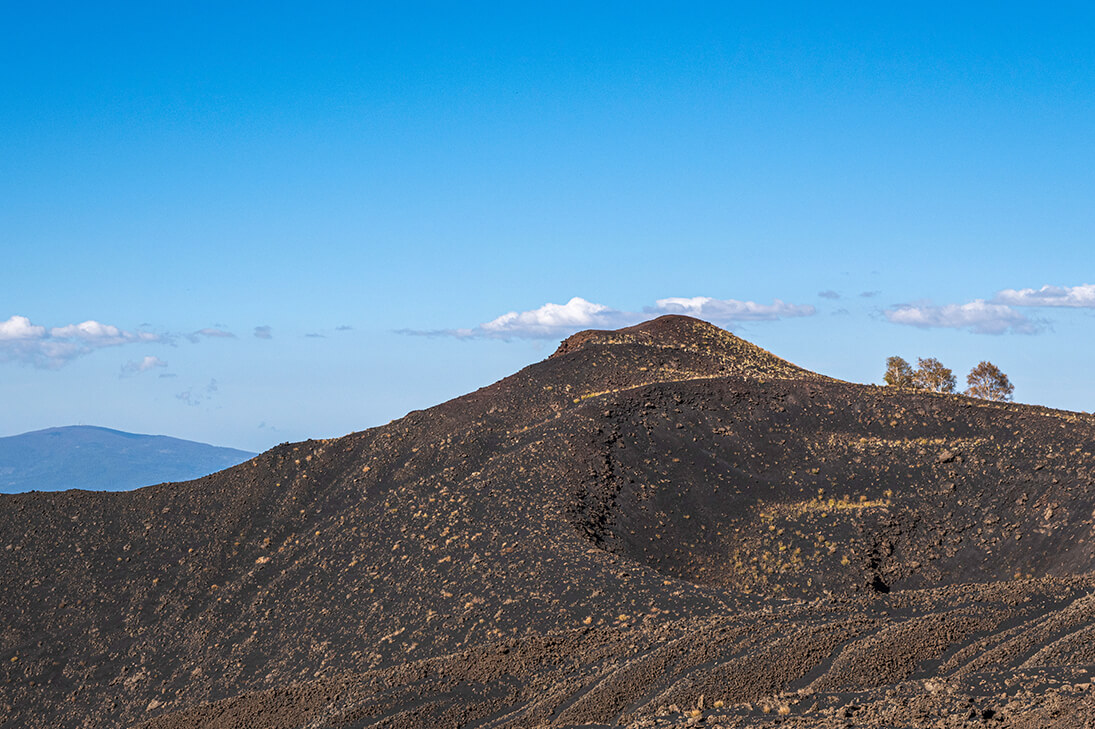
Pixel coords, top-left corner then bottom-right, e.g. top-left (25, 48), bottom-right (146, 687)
top-left (549, 314), bottom-right (819, 382)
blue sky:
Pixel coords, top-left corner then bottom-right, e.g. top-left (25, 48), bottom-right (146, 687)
top-left (2, 3), bottom-right (1094, 452)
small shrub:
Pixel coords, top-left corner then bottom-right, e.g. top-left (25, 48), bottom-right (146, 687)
top-left (884, 355), bottom-right (955, 393)
top-left (912, 357), bottom-right (956, 393)
top-left (965, 361), bottom-right (1014, 401)
top-left (883, 356), bottom-right (915, 387)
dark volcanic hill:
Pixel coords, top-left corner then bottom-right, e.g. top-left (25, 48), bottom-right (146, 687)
top-left (0, 426), bottom-right (255, 493)
top-left (3, 316), bottom-right (1095, 728)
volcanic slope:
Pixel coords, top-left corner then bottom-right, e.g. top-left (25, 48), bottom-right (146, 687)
top-left (3, 316), bottom-right (1095, 728)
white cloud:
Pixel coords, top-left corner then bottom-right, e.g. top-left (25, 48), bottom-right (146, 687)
top-left (650, 297), bottom-right (816, 322)
top-left (994, 283), bottom-right (1095, 308)
top-left (400, 294), bottom-right (816, 340)
top-left (0, 315), bottom-right (46, 341)
top-left (49, 320), bottom-right (158, 346)
top-left (479, 297), bottom-right (634, 339)
top-left (885, 300), bottom-right (1041, 335)
top-left (253, 325), bottom-right (273, 339)
top-left (50, 320), bottom-right (122, 340)
top-left (187, 328), bottom-right (235, 342)
top-left (121, 355), bottom-right (168, 377)
top-left (0, 314), bottom-right (166, 368)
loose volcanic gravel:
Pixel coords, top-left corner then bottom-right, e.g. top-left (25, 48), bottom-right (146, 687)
top-left (3, 316), bottom-right (1095, 728)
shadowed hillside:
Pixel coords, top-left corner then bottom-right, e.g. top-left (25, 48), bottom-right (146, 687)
top-left (2, 316), bottom-right (1094, 728)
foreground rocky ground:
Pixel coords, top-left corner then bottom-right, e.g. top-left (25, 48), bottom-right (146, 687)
top-left (3, 316), bottom-right (1094, 728)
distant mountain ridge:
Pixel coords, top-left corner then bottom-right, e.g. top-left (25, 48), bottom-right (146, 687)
top-left (0, 425), bottom-right (255, 493)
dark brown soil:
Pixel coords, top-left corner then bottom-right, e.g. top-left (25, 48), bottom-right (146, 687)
top-left (3, 316), bottom-right (1095, 728)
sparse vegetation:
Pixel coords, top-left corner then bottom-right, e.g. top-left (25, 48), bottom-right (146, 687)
top-left (965, 361), bottom-right (1014, 401)
top-left (912, 357), bottom-right (956, 393)
top-left (883, 355), bottom-right (915, 387)
top-left (883, 356), bottom-right (956, 393)
top-left (886, 355), bottom-right (1014, 401)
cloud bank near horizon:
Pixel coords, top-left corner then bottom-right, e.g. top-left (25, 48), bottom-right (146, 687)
top-left (650, 296), bottom-right (815, 322)
top-left (0, 315), bottom-right (166, 368)
top-left (884, 300), bottom-right (1041, 335)
top-left (994, 283), bottom-right (1095, 308)
top-left (0, 313), bottom-right (357, 370)
top-left (882, 282), bottom-right (1095, 336)
top-left (399, 295), bottom-right (817, 340)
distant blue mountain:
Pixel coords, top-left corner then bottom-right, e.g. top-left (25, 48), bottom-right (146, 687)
top-left (0, 426), bottom-right (256, 493)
